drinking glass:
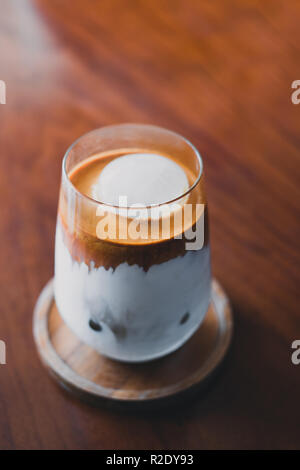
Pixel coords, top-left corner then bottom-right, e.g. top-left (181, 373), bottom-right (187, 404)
top-left (54, 124), bottom-right (211, 362)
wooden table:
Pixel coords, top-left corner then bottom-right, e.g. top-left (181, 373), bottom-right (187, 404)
top-left (0, 0), bottom-right (299, 450)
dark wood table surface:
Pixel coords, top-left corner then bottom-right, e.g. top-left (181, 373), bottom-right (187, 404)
top-left (0, 0), bottom-right (299, 450)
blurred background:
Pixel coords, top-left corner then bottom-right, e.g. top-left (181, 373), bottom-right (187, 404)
top-left (0, 0), bottom-right (299, 450)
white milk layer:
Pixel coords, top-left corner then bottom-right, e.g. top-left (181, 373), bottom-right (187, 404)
top-left (92, 153), bottom-right (189, 206)
top-left (54, 222), bottom-right (211, 362)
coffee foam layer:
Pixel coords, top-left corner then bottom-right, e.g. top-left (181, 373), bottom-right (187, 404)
top-left (91, 153), bottom-right (189, 207)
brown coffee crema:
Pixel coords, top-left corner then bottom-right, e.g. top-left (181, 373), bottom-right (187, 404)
top-left (58, 150), bottom-right (209, 271)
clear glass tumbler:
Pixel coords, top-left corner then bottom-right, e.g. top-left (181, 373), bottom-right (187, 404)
top-left (54, 124), bottom-right (211, 362)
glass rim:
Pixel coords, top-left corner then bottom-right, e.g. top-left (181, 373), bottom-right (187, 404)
top-left (62, 123), bottom-right (203, 210)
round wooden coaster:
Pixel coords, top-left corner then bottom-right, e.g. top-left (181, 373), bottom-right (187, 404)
top-left (33, 279), bottom-right (233, 408)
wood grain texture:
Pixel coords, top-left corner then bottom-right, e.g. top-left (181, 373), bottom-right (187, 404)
top-left (33, 279), bottom-right (232, 407)
top-left (0, 0), bottom-right (299, 449)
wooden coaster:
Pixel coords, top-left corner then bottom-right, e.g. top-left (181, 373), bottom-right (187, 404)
top-left (33, 279), bottom-right (233, 408)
